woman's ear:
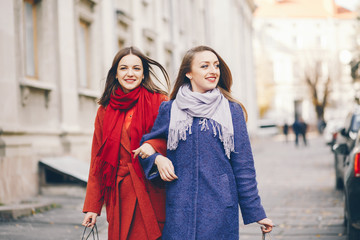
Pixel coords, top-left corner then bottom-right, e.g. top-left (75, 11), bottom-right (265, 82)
top-left (185, 73), bottom-right (192, 80)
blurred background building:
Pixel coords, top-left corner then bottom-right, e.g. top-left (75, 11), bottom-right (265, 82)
top-left (0, 0), bottom-right (257, 204)
top-left (253, 0), bottom-right (358, 128)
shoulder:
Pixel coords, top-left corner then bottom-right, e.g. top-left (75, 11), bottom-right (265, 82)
top-left (159, 100), bottom-right (173, 112)
top-left (148, 91), bottom-right (169, 104)
top-left (96, 105), bottom-right (106, 119)
top-left (159, 93), bottom-right (169, 102)
top-left (229, 101), bottom-right (245, 118)
top-left (94, 105), bottom-right (106, 128)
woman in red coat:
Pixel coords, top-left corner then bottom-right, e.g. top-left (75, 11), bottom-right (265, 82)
top-left (82, 46), bottom-right (169, 240)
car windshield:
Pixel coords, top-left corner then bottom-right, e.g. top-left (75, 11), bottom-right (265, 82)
top-left (351, 114), bottom-right (360, 133)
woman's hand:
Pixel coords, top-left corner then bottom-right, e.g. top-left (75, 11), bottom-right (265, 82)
top-left (82, 212), bottom-right (98, 227)
top-left (155, 155), bottom-right (178, 182)
top-left (133, 143), bottom-right (156, 159)
top-left (257, 218), bottom-right (274, 233)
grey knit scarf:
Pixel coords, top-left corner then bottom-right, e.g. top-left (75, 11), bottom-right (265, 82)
top-left (168, 84), bottom-right (234, 158)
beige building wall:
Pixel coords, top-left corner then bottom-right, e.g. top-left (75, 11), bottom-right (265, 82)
top-left (253, 0), bottom-right (357, 126)
top-left (0, 0), bottom-right (257, 204)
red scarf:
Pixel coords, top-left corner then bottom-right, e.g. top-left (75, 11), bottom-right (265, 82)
top-left (95, 86), bottom-right (164, 192)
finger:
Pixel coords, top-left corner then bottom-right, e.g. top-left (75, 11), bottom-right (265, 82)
top-left (164, 169), bottom-right (177, 181)
top-left (133, 148), bottom-right (140, 158)
top-left (261, 226), bottom-right (272, 233)
top-left (168, 165), bottom-right (177, 179)
top-left (169, 170), bottom-right (178, 179)
top-left (91, 216), bottom-right (97, 225)
top-left (165, 165), bottom-right (178, 179)
top-left (162, 170), bottom-right (173, 181)
top-left (82, 217), bottom-right (90, 226)
top-left (159, 171), bottom-right (170, 181)
top-left (160, 169), bottom-right (173, 181)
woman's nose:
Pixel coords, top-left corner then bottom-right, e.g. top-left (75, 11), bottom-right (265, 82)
top-left (127, 69), bottom-right (134, 76)
top-left (209, 65), bottom-right (217, 73)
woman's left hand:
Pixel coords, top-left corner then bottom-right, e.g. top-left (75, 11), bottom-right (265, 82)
top-left (133, 143), bottom-right (156, 159)
top-left (257, 218), bottom-right (274, 233)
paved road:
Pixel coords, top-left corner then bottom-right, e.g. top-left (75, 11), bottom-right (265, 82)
top-left (0, 133), bottom-right (346, 240)
top-left (240, 133), bottom-right (346, 239)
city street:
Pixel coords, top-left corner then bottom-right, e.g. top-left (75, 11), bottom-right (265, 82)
top-left (0, 133), bottom-right (346, 239)
top-left (241, 133), bottom-right (346, 239)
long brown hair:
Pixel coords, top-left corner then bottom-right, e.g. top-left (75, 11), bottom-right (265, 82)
top-left (170, 45), bottom-right (248, 120)
top-left (98, 46), bottom-right (170, 106)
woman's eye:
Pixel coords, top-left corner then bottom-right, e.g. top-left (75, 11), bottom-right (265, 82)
top-left (119, 67), bottom-right (127, 70)
top-left (201, 65), bottom-right (208, 68)
top-left (134, 68), bottom-right (141, 71)
top-left (215, 64), bottom-right (220, 68)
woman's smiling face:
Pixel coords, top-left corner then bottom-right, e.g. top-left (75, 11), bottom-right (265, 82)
top-left (186, 51), bottom-right (220, 93)
top-left (116, 54), bottom-right (144, 93)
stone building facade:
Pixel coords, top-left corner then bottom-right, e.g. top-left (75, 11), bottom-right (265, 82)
top-left (0, 0), bottom-right (257, 204)
top-left (253, 0), bottom-right (358, 126)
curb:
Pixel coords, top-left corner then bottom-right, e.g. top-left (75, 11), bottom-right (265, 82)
top-left (0, 201), bottom-right (58, 221)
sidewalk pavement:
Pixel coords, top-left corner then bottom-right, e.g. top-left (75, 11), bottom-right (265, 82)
top-left (239, 132), bottom-right (346, 239)
top-left (0, 187), bottom-right (108, 240)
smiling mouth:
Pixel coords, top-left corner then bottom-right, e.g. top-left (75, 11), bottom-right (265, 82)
top-left (124, 79), bottom-right (137, 82)
top-left (206, 77), bottom-right (217, 82)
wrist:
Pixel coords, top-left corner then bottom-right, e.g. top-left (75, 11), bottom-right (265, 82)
top-left (154, 155), bottom-right (161, 165)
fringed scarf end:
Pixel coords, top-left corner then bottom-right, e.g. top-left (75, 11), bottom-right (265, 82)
top-left (167, 117), bottom-right (193, 150)
top-left (209, 119), bottom-right (234, 159)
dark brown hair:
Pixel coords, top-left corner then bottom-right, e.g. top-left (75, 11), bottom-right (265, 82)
top-left (98, 46), bottom-right (170, 106)
top-left (170, 45), bottom-right (247, 120)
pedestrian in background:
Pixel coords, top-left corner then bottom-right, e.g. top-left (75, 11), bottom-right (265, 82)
top-left (82, 46), bottom-right (170, 240)
top-left (283, 122), bottom-right (289, 143)
top-left (293, 117), bottom-right (307, 146)
top-left (137, 46), bottom-right (273, 239)
top-left (317, 117), bottom-right (326, 134)
top-left (299, 118), bottom-right (308, 146)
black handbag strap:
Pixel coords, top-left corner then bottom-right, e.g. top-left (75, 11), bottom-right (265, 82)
top-left (262, 232), bottom-right (274, 240)
top-left (82, 223), bottom-right (99, 240)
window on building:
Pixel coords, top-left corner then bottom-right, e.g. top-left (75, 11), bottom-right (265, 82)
top-left (165, 49), bottom-right (174, 77)
top-left (78, 19), bottom-right (91, 88)
top-left (23, 0), bottom-right (39, 78)
top-left (144, 35), bottom-right (155, 57)
top-left (118, 39), bottom-right (125, 50)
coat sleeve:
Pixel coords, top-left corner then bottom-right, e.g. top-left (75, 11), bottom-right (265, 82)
top-left (229, 103), bottom-right (267, 224)
top-left (140, 101), bottom-right (172, 180)
top-left (143, 93), bottom-right (168, 155)
top-left (83, 106), bottom-right (106, 215)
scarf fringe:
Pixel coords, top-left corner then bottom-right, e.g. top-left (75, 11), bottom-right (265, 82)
top-left (167, 116), bottom-right (193, 150)
top-left (209, 119), bottom-right (234, 159)
top-left (168, 117), bottom-right (234, 159)
top-left (94, 158), bottom-right (117, 204)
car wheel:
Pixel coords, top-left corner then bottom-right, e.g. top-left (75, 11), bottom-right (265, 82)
top-left (335, 154), bottom-right (344, 190)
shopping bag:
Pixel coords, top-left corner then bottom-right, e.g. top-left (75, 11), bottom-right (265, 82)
top-left (81, 223), bottom-right (99, 240)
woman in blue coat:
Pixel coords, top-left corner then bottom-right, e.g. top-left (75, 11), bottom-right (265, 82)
top-left (135, 46), bottom-right (273, 239)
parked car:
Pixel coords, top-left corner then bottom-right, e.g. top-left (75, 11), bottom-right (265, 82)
top-left (334, 129), bottom-right (360, 240)
top-left (323, 118), bottom-right (344, 147)
top-left (332, 108), bottom-right (360, 189)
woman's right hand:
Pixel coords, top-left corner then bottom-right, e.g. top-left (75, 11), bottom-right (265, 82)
top-left (82, 212), bottom-right (98, 227)
top-left (155, 155), bottom-right (178, 182)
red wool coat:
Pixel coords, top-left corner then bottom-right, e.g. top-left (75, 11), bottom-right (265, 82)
top-left (83, 95), bottom-right (167, 240)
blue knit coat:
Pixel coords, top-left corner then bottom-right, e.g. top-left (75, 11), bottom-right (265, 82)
top-left (140, 100), bottom-right (267, 240)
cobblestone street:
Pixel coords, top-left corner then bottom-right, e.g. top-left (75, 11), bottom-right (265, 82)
top-left (0, 133), bottom-right (347, 239)
top-left (240, 133), bottom-right (346, 239)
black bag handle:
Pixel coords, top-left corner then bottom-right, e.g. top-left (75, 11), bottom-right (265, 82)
top-left (81, 223), bottom-right (99, 240)
top-left (262, 232), bottom-right (274, 240)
